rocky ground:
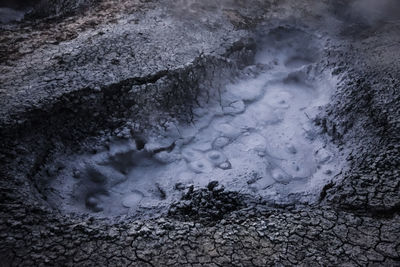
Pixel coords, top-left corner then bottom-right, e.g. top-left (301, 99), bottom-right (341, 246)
top-left (0, 0), bottom-right (399, 266)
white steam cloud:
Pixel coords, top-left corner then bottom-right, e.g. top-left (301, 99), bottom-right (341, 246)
top-left (344, 0), bottom-right (400, 24)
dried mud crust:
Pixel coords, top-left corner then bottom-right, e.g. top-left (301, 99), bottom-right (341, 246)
top-left (1, 1), bottom-right (400, 267)
top-left (0, 0), bottom-right (152, 63)
top-left (1, 202), bottom-right (399, 266)
top-left (317, 22), bottom-right (400, 215)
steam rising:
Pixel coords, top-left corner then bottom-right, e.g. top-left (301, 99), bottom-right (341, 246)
top-left (0, 8), bottom-right (26, 23)
top-left (2, 0), bottom-right (400, 25)
top-left (332, 0), bottom-right (400, 24)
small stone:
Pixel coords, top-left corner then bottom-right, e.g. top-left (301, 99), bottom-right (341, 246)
top-left (72, 168), bottom-right (81, 179)
top-left (219, 161), bottom-right (232, 170)
top-left (207, 181), bottom-right (219, 191)
top-left (174, 183), bottom-right (186, 191)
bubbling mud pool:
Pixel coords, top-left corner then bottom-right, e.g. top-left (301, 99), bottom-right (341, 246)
top-left (45, 28), bottom-right (345, 217)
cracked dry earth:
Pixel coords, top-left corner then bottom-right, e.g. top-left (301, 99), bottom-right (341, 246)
top-left (1, 0), bottom-right (400, 266)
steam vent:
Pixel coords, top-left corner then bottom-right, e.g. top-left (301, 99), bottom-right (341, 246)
top-left (1, 0), bottom-right (400, 266)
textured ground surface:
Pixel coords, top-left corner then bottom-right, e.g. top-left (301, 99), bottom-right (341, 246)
top-left (0, 0), bottom-right (399, 266)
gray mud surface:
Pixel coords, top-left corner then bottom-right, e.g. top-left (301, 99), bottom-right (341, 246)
top-left (1, 0), bottom-right (399, 266)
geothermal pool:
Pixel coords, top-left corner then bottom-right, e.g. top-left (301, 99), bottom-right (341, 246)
top-left (46, 28), bottom-right (344, 216)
